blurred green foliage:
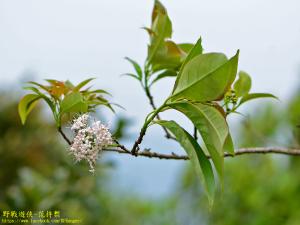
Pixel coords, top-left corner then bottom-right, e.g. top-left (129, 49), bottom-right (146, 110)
top-left (0, 90), bottom-right (177, 225)
top-left (1, 83), bottom-right (300, 225)
top-left (171, 86), bottom-right (300, 225)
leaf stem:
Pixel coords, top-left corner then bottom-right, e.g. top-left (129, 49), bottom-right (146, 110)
top-left (142, 68), bottom-right (174, 140)
top-left (131, 103), bottom-right (167, 155)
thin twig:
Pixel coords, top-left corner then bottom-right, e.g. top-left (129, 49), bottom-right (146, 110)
top-left (58, 127), bottom-right (71, 145)
top-left (114, 139), bottom-right (130, 153)
top-left (57, 128), bottom-right (300, 160)
top-left (104, 147), bottom-right (300, 160)
top-left (131, 128), bottom-right (146, 155)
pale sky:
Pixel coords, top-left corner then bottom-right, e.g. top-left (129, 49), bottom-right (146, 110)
top-left (1, 0), bottom-right (300, 198)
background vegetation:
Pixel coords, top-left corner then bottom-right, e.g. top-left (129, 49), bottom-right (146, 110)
top-left (0, 80), bottom-right (300, 224)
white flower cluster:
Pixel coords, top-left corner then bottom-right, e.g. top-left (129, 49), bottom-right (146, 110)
top-left (70, 114), bottom-right (113, 173)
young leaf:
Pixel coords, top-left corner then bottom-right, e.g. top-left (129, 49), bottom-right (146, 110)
top-left (168, 101), bottom-right (228, 179)
top-left (151, 0), bottom-right (167, 22)
top-left (234, 71), bottom-right (252, 97)
top-left (60, 92), bottom-right (88, 113)
top-left (65, 80), bottom-right (75, 89)
top-left (150, 40), bottom-right (184, 72)
top-left (177, 43), bottom-right (194, 54)
top-left (83, 89), bottom-right (111, 96)
top-left (124, 57), bottom-right (142, 80)
top-left (121, 73), bottom-right (141, 82)
top-left (238, 93), bottom-right (278, 107)
top-left (147, 0), bottom-right (172, 65)
top-left (45, 80), bottom-right (68, 98)
top-left (171, 51), bottom-right (239, 102)
top-left (18, 94), bottom-right (40, 125)
top-left (155, 120), bottom-right (215, 202)
top-left (94, 89), bottom-right (111, 95)
top-left (27, 81), bottom-right (50, 92)
top-left (73, 78), bottom-right (96, 92)
top-left (23, 86), bottom-right (56, 114)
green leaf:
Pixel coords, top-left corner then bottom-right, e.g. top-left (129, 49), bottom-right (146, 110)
top-left (147, 1), bottom-right (172, 65)
top-left (27, 81), bottom-right (50, 92)
top-left (155, 120), bottom-right (215, 202)
top-left (150, 69), bottom-right (177, 86)
top-left (141, 27), bottom-right (155, 36)
top-left (168, 101), bottom-right (229, 179)
top-left (171, 51), bottom-right (239, 102)
top-left (172, 38), bottom-right (203, 92)
top-left (125, 57), bottom-right (142, 80)
top-left (86, 95), bottom-right (116, 113)
top-left (23, 86), bottom-right (56, 114)
top-left (149, 40), bottom-right (184, 72)
top-left (45, 79), bottom-right (59, 85)
top-left (84, 89), bottom-right (111, 96)
top-left (178, 43), bottom-right (194, 54)
top-left (151, 0), bottom-right (167, 22)
top-left (60, 92), bottom-right (88, 113)
top-left (238, 93), bottom-right (278, 107)
top-left (18, 94), bottom-right (41, 125)
top-left (223, 133), bottom-right (235, 155)
top-left (65, 80), bottom-right (75, 89)
top-left (121, 73), bottom-right (141, 82)
top-left (182, 38), bottom-right (203, 64)
top-left (73, 78), bottom-right (95, 92)
top-left (234, 71), bottom-right (252, 97)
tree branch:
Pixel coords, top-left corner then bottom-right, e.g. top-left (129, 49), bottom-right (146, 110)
top-left (103, 147), bottom-right (300, 160)
top-left (58, 127), bottom-right (71, 145)
top-left (57, 128), bottom-right (300, 160)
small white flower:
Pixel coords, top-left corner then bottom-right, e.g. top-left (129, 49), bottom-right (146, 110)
top-left (71, 114), bottom-right (89, 131)
top-left (69, 114), bottom-right (113, 172)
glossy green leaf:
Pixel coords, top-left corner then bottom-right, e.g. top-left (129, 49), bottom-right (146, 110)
top-left (172, 38), bottom-right (203, 92)
top-left (60, 92), bottom-right (88, 113)
top-left (18, 94), bottom-right (40, 125)
top-left (181, 38), bottom-right (203, 66)
top-left (124, 57), bottom-right (142, 80)
top-left (171, 51), bottom-right (239, 102)
top-left (234, 71), bottom-right (252, 97)
top-left (73, 78), bottom-right (95, 92)
top-left (155, 120), bottom-right (215, 202)
top-left (238, 93), bottom-right (278, 107)
top-left (169, 101), bottom-right (229, 178)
